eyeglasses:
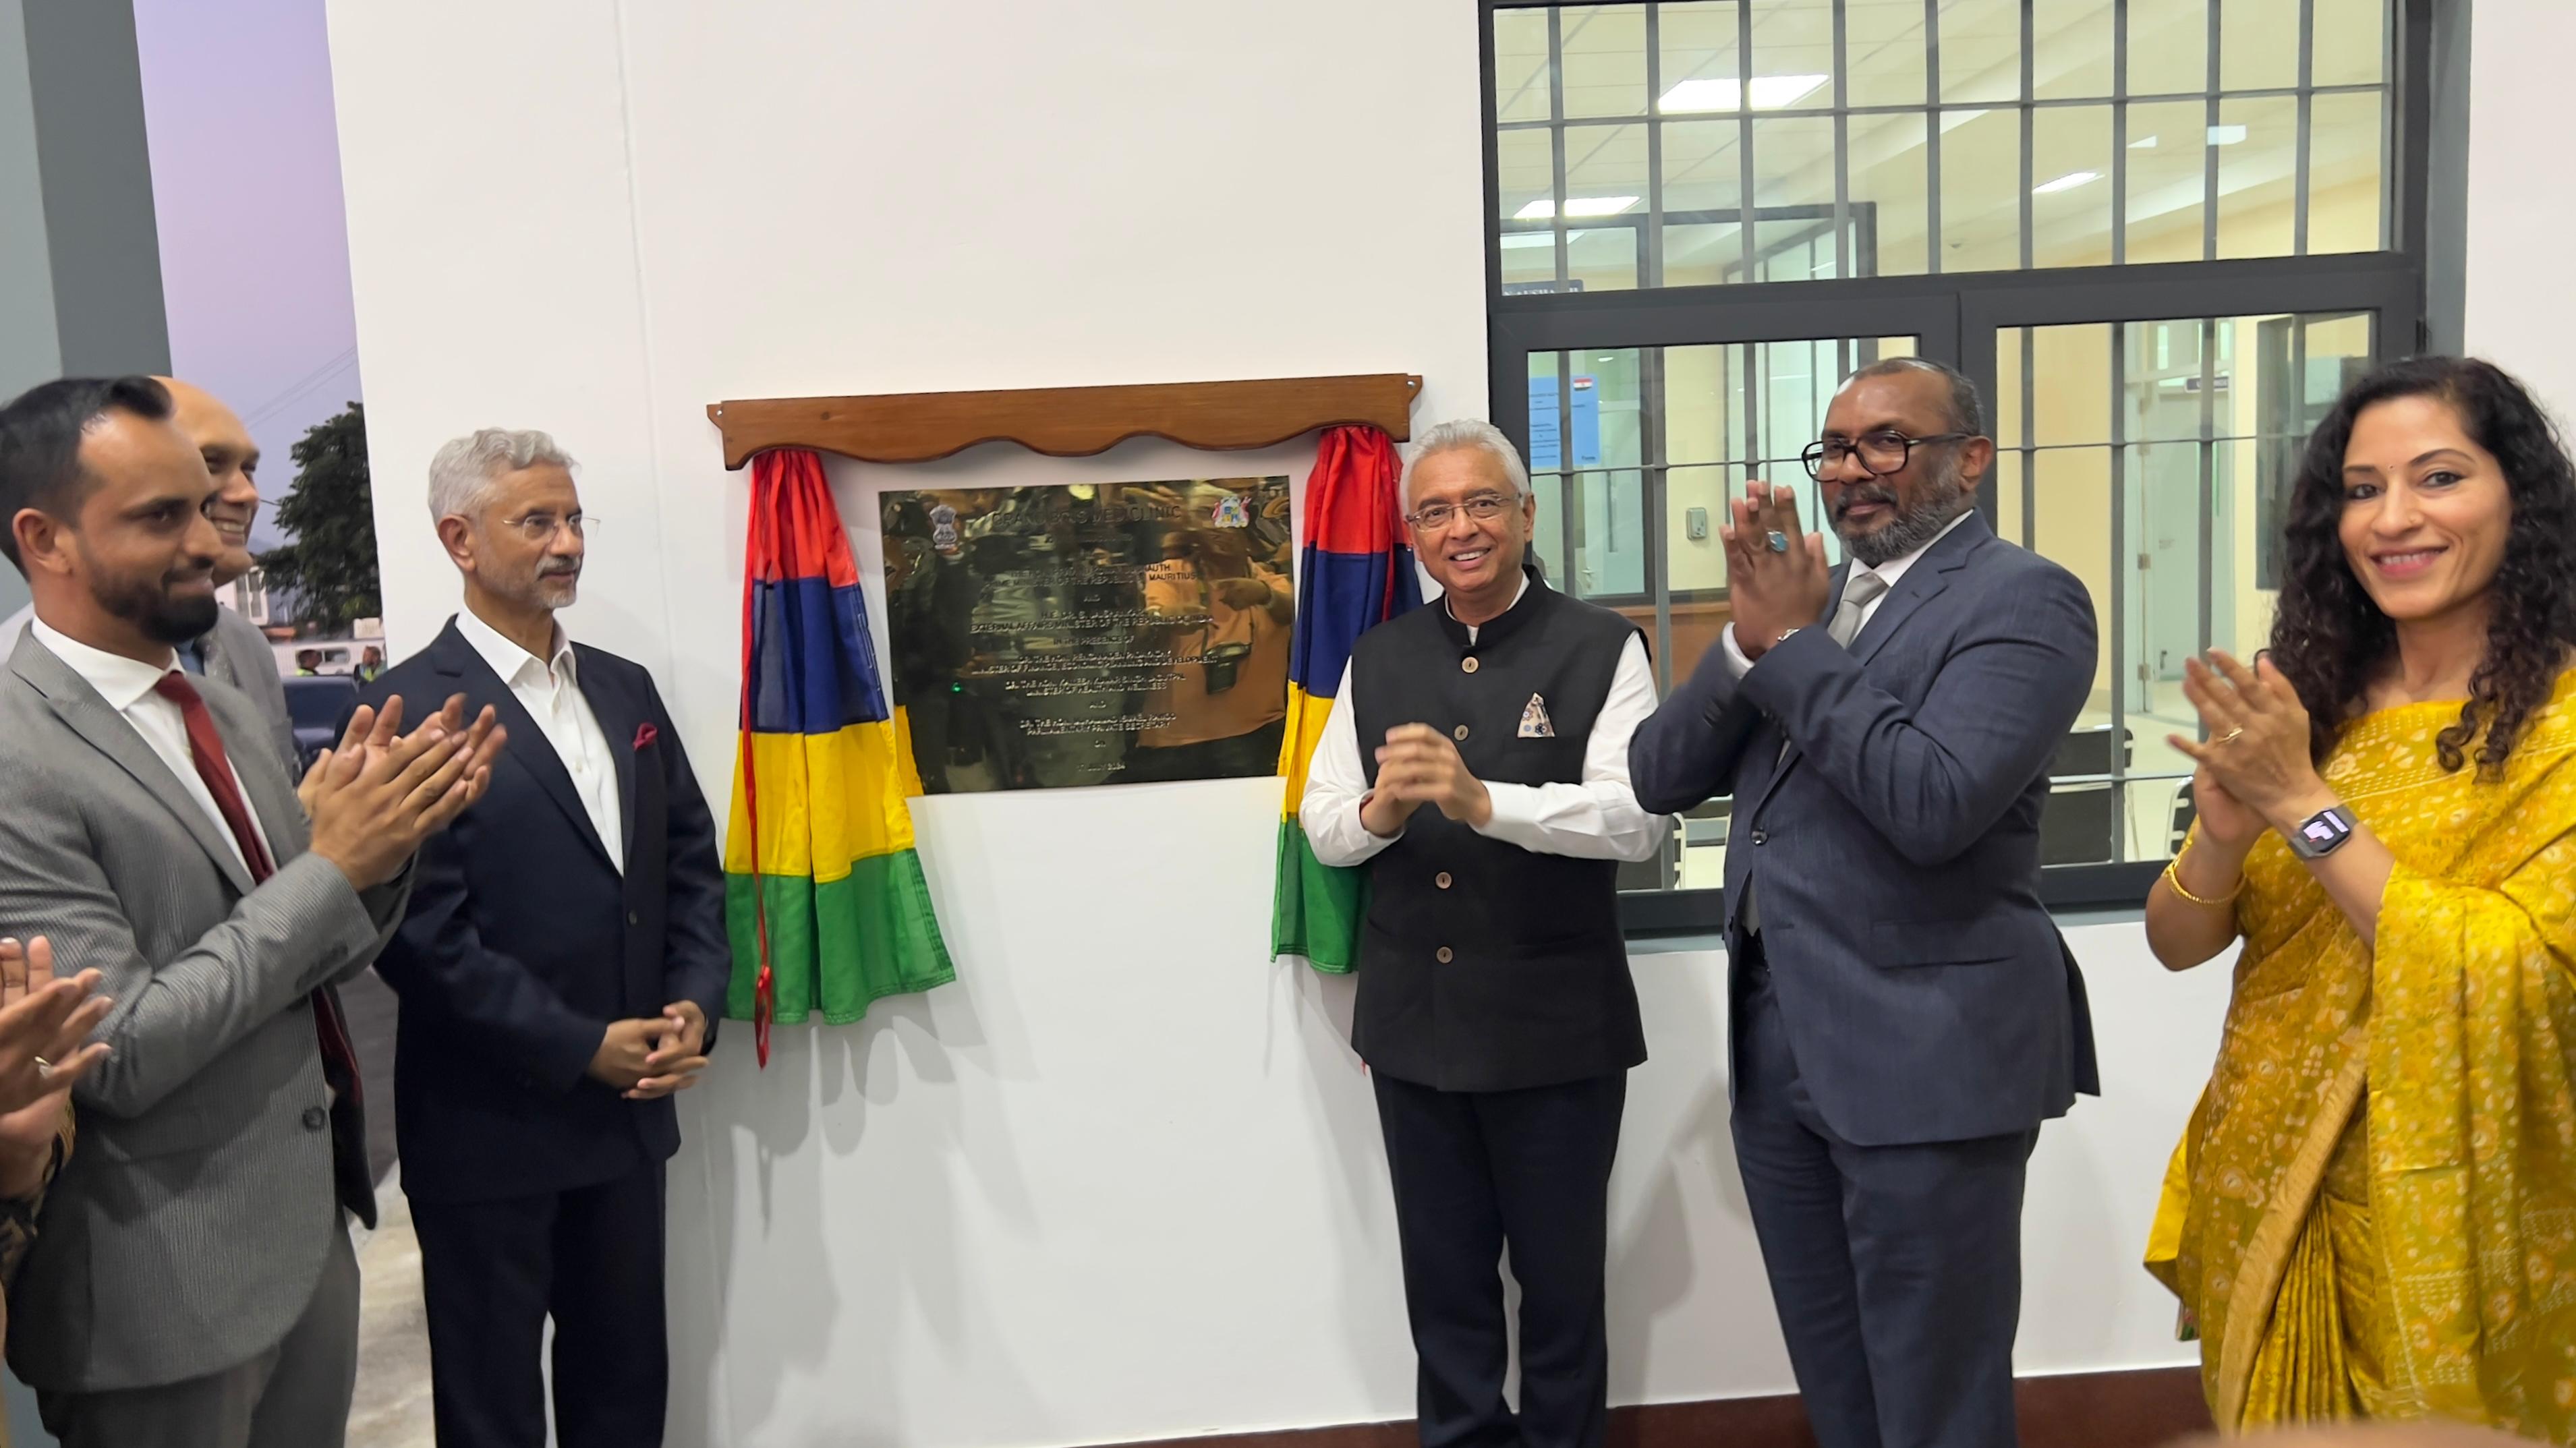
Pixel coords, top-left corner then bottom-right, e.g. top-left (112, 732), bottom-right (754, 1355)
top-left (499, 511), bottom-right (597, 543)
top-left (1800, 430), bottom-right (1973, 481)
top-left (1406, 494), bottom-right (1518, 531)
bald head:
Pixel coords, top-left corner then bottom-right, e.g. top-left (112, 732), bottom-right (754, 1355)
top-left (153, 377), bottom-right (261, 586)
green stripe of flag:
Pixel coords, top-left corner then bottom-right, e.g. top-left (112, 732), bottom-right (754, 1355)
top-left (726, 850), bottom-right (957, 1026)
top-left (1269, 817), bottom-right (1368, 974)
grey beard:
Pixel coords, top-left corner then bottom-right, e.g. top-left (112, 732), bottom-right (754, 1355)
top-left (1839, 466), bottom-right (1971, 568)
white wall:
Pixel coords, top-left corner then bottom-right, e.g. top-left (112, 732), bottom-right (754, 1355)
top-left (2464, 0), bottom-right (2576, 409)
top-left (323, 4), bottom-right (2227, 1445)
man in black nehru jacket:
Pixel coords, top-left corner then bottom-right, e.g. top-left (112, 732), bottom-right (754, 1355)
top-left (1299, 419), bottom-right (1669, 1448)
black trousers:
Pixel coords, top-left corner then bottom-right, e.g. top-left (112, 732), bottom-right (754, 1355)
top-left (1731, 945), bottom-right (2036, 1448)
top-left (409, 1162), bottom-right (669, 1448)
top-left (1372, 1069), bottom-right (1627, 1448)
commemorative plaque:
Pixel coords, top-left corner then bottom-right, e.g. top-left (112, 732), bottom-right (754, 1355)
top-left (881, 477), bottom-right (1294, 792)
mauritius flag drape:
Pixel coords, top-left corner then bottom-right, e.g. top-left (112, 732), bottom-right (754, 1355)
top-left (1271, 425), bottom-right (1423, 973)
top-left (726, 446), bottom-right (955, 1064)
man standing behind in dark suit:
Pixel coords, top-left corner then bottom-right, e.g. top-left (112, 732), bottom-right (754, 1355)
top-left (1629, 359), bottom-right (2098, 1448)
top-left (159, 378), bottom-right (294, 772)
top-left (361, 428), bottom-right (729, 1448)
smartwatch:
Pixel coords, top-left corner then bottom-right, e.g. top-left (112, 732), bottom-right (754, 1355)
top-left (2284, 805), bottom-right (2355, 860)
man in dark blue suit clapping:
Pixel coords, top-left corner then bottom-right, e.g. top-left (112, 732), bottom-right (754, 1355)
top-left (1630, 360), bottom-right (2100, 1448)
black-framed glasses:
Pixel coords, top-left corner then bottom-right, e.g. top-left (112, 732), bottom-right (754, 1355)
top-left (1406, 494), bottom-right (1517, 531)
top-left (1800, 431), bottom-right (1973, 481)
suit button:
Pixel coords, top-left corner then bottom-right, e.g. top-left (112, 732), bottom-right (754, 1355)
top-left (1452, 724), bottom-right (1469, 741)
top-left (302, 1106), bottom-right (328, 1131)
top-left (1435, 872), bottom-right (1453, 890)
top-left (1751, 830), bottom-right (1767, 845)
top-left (1461, 657), bottom-right (1479, 674)
top-left (1435, 946), bottom-right (1454, 963)
top-left (628, 912), bottom-right (639, 925)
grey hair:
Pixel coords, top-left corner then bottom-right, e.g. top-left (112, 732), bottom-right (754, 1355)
top-left (1846, 357), bottom-right (1988, 438)
top-left (426, 428), bottom-right (578, 521)
top-left (1404, 418), bottom-right (1530, 500)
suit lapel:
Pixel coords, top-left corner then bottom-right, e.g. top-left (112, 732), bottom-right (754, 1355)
top-left (431, 622), bottom-right (616, 869)
top-left (8, 631), bottom-right (258, 896)
top-left (575, 649), bottom-right (639, 866)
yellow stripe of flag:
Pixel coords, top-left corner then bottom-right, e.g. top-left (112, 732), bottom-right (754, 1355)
top-left (724, 719), bottom-right (921, 880)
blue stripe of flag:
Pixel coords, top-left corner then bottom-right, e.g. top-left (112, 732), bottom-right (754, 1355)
top-left (747, 577), bottom-right (890, 735)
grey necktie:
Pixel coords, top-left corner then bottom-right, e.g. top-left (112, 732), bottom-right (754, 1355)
top-left (1741, 569), bottom-right (1889, 937)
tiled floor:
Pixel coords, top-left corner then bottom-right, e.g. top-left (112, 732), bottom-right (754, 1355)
top-left (349, 1176), bottom-right (435, 1448)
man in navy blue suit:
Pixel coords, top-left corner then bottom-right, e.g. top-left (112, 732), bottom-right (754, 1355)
top-left (360, 428), bottom-right (728, 1448)
top-left (1630, 360), bottom-right (2098, 1448)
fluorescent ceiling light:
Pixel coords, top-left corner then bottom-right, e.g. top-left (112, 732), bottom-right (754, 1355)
top-left (1514, 196), bottom-right (1639, 221)
top-left (2032, 170), bottom-right (2100, 195)
top-left (1658, 74), bottom-right (1829, 113)
top-left (2129, 134), bottom-right (2160, 148)
top-left (1499, 231), bottom-right (1588, 250)
top-left (2208, 124), bottom-right (2249, 145)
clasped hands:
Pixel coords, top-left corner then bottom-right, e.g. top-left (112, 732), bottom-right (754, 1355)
top-left (1361, 724), bottom-right (1492, 837)
top-left (590, 1002), bottom-right (710, 1101)
top-left (1718, 482), bottom-right (1832, 663)
top-left (2168, 650), bottom-right (2336, 858)
top-left (300, 695), bottom-right (507, 890)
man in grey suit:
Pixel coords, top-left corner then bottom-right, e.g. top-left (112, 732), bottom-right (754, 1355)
top-left (1630, 359), bottom-right (2099, 1448)
top-left (0, 376), bottom-right (502, 1448)
top-left (161, 377), bottom-right (293, 772)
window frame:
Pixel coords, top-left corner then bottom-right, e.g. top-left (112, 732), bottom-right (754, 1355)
top-left (1477, 0), bottom-right (2436, 933)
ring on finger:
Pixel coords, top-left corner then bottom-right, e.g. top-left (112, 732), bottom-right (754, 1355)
top-left (2216, 727), bottom-right (2245, 745)
top-left (32, 1055), bottom-right (51, 1078)
top-left (1765, 530), bottom-right (1790, 554)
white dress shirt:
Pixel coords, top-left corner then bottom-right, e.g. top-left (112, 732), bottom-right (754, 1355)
top-left (1300, 580), bottom-right (1671, 867)
top-left (457, 608), bottom-right (624, 873)
top-left (30, 618), bottom-right (276, 870)
top-left (1718, 509), bottom-right (1975, 676)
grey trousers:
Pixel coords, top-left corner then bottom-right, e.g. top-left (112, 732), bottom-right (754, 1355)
top-left (38, 1220), bottom-right (360, 1448)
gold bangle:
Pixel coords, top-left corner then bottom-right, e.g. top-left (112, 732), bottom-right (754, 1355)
top-left (2163, 850), bottom-right (2242, 908)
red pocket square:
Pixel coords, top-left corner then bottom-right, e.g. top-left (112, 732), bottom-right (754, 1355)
top-left (633, 722), bottom-right (659, 751)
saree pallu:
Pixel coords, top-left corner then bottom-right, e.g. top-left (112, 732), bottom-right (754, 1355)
top-left (2146, 670), bottom-right (2576, 1439)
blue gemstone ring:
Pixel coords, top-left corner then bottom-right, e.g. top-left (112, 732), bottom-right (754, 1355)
top-left (1765, 529), bottom-right (1790, 554)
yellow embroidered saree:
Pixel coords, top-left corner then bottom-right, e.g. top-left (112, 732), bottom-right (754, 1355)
top-left (2147, 670), bottom-right (2576, 1439)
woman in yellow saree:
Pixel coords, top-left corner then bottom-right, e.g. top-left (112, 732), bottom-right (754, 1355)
top-left (2143, 356), bottom-right (2576, 1439)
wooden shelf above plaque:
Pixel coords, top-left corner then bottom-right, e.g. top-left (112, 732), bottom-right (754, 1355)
top-left (704, 372), bottom-right (1422, 470)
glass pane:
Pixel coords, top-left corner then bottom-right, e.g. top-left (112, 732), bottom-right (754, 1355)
top-left (1527, 353), bottom-right (1570, 582)
top-left (2127, 319), bottom-right (2214, 444)
top-left (1740, 0), bottom-right (1839, 112)
top-left (2033, 0), bottom-right (2115, 101)
top-left (1748, 115), bottom-right (1837, 272)
top-left (1848, 110), bottom-right (1930, 276)
top-left (1940, 0), bottom-right (2025, 105)
top-left (2030, 104), bottom-right (2115, 268)
top-left (1938, 109), bottom-right (2020, 273)
top-left (2308, 91), bottom-right (2386, 254)
top-left (2312, 0), bottom-right (2387, 87)
top-left (1667, 463), bottom-right (1742, 600)
top-left (2218, 1), bottom-right (2297, 93)
top-left (1497, 127), bottom-right (1559, 290)
top-left (1665, 221), bottom-right (1746, 285)
top-left (1564, 123), bottom-right (1650, 291)
top-left (2010, 311), bottom-right (2383, 866)
top-left (1494, 8), bottom-right (1557, 123)
top-left (2126, 0), bottom-right (2208, 98)
top-left (1837, 0), bottom-right (1926, 109)
top-left (1560, 4), bottom-right (1649, 119)
top-left (1662, 119), bottom-right (1741, 210)
top-left (1657, 1), bottom-right (1742, 116)
top-left (2214, 96), bottom-right (2296, 260)
top-left (2124, 99), bottom-right (2208, 263)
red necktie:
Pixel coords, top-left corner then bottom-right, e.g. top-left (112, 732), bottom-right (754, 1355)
top-left (152, 672), bottom-right (363, 1110)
